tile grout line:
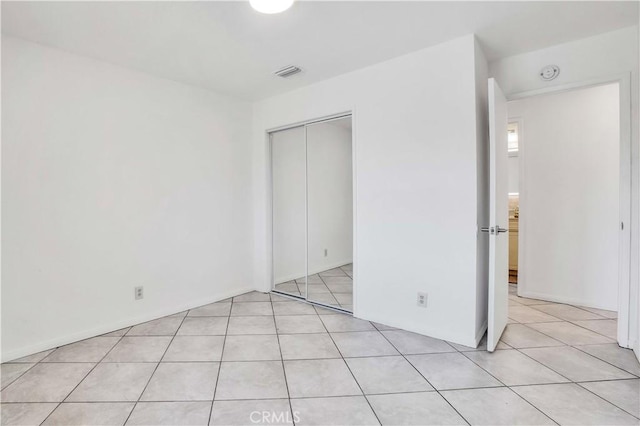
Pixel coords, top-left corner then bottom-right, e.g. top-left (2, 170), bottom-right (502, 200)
top-left (493, 345), bottom-right (574, 385)
top-left (508, 297), bottom-right (565, 322)
top-left (2, 327), bottom-right (131, 392)
top-left (575, 382), bottom-right (640, 420)
top-left (3, 291), bottom-right (637, 425)
top-left (320, 265), bottom-right (353, 311)
top-left (272, 293), bottom-right (298, 426)
top-left (29, 350), bottom-right (595, 364)
top-left (382, 302), bottom-right (625, 426)
top-left (226, 292), bottom-right (636, 421)
top-left (4, 381), bottom-right (621, 406)
top-left (565, 302), bottom-right (617, 319)
top-left (506, 313), bottom-right (639, 421)
top-left (3, 293), bottom-right (236, 363)
top-left (20, 293), bottom-right (230, 356)
top-left (526, 303), bottom-right (609, 321)
top-left (514, 322), bottom-right (637, 378)
top-left (37, 329), bottom-right (132, 425)
top-left (317, 272), bottom-right (339, 310)
top-left (513, 301), bottom-right (618, 340)
top-left (456, 350), bottom-right (560, 425)
top-left (0, 362), bottom-right (39, 392)
top-left (507, 379), bottom-right (640, 422)
top-left (513, 312), bottom-right (638, 383)
top-left (566, 320), bottom-right (620, 341)
top-left (278, 264), bottom-right (353, 312)
top-left (572, 377), bottom-right (640, 384)
top-left (514, 322), bottom-right (569, 346)
top-left (122, 311), bottom-right (190, 425)
top-left (207, 296), bottom-right (234, 425)
top-left (375, 329), bottom-right (471, 426)
top-left (570, 345), bottom-right (640, 378)
top-left (318, 313), bottom-right (383, 425)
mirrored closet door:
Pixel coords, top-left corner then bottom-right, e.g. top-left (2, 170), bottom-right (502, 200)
top-left (271, 126), bottom-right (307, 299)
top-left (306, 117), bottom-right (353, 310)
top-left (271, 115), bottom-right (353, 312)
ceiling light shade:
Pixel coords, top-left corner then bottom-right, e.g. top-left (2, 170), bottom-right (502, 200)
top-left (250, 0), bottom-right (294, 14)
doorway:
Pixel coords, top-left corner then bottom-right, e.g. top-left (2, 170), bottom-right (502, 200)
top-left (507, 121), bottom-right (520, 285)
top-left (270, 115), bottom-right (354, 313)
top-left (492, 79), bottom-right (632, 349)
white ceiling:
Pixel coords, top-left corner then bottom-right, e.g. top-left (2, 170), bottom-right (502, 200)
top-left (2, 1), bottom-right (637, 100)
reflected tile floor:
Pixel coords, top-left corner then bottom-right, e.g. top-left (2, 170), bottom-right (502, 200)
top-left (1, 287), bottom-right (639, 425)
top-left (274, 264), bottom-right (353, 312)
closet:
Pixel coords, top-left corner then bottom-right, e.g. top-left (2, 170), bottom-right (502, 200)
top-left (271, 115), bottom-right (354, 312)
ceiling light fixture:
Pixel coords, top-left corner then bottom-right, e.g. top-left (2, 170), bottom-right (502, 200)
top-left (250, 0), bottom-right (294, 14)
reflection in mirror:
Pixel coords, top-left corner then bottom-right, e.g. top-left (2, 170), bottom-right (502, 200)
top-left (271, 126), bottom-right (307, 298)
top-left (306, 117), bottom-right (353, 311)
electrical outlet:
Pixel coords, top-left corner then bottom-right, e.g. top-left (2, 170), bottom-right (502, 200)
top-left (417, 292), bottom-right (428, 308)
top-left (135, 286), bottom-right (144, 300)
top-left (324, 249), bottom-right (328, 257)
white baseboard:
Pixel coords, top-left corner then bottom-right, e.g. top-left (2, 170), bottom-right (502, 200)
top-left (356, 310), bottom-right (477, 348)
top-left (1, 286), bottom-right (256, 362)
top-left (275, 259), bottom-right (353, 284)
top-left (518, 290), bottom-right (617, 312)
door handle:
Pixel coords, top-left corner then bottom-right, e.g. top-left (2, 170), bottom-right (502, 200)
top-left (480, 226), bottom-right (507, 235)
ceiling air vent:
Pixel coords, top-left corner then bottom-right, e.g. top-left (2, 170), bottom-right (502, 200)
top-left (274, 65), bottom-right (302, 78)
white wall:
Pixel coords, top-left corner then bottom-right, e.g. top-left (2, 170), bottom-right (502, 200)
top-left (307, 121), bottom-right (353, 274)
top-left (490, 25), bottom-right (639, 354)
top-left (1, 36), bottom-right (254, 361)
top-left (253, 35), bottom-right (487, 347)
top-left (509, 83), bottom-right (620, 310)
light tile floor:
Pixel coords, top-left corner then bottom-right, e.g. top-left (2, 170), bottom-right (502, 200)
top-left (274, 264), bottom-right (353, 312)
top-left (1, 286), bottom-right (639, 425)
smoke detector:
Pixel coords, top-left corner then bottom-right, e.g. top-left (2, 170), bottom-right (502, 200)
top-left (274, 65), bottom-right (302, 78)
top-left (539, 65), bottom-right (560, 81)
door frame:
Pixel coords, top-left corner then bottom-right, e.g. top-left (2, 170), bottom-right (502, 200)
top-left (507, 73), bottom-right (632, 347)
top-left (266, 111), bottom-right (357, 314)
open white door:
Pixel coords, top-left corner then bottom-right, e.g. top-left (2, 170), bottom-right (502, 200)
top-left (487, 78), bottom-right (509, 352)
